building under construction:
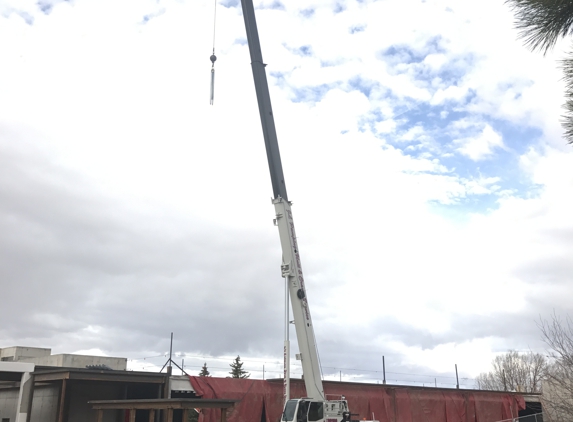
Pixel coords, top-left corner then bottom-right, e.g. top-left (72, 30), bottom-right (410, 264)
top-left (0, 346), bottom-right (542, 422)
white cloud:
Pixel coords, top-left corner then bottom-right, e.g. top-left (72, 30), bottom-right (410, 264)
top-left (457, 124), bottom-right (505, 160)
top-left (1, 0), bottom-right (573, 385)
top-left (375, 119), bottom-right (396, 134)
top-left (431, 85), bottom-right (468, 105)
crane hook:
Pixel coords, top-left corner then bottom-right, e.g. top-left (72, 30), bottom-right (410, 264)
top-left (210, 51), bottom-right (217, 105)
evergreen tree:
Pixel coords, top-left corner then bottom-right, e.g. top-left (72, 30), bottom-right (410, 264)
top-left (229, 355), bottom-right (250, 378)
top-left (188, 409), bottom-right (199, 422)
top-left (199, 362), bottom-right (210, 377)
top-left (506, 0), bottom-right (573, 143)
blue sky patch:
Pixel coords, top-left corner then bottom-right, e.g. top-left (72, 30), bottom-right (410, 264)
top-left (431, 60), bottom-right (473, 86)
top-left (281, 44), bottom-right (313, 57)
top-left (381, 45), bottom-right (427, 65)
top-left (220, 0), bottom-right (240, 8)
top-left (380, 36), bottom-right (446, 66)
top-left (37, 0), bottom-right (70, 15)
top-left (258, 1), bottom-right (285, 10)
top-left (493, 120), bottom-right (541, 156)
top-left (141, 9), bottom-right (166, 24)
top-left (428, 170), bottom-right (543, 217)
top-left (290, 83), bottom-right (337, 103)
top-left (270, 71), bottom-right (287, 88)
top-left (320, 58), bottom-right (348, 67)
top-left (428, 200), bottom-right (495, 222)
top-left (347, 76), bottom-right (378, 98)
top-left (369, 99), bottom-right (542, 210)
top-left (38, 1), bottom-right (54, 14)
top-left (299, 45), bottom-right (312, 56)
top-left (16, 10), bottom-right (34, 25)
top-left (350, 24), bottom-right (366, 34)
top-left (334, 3), bottom-right (346, 13)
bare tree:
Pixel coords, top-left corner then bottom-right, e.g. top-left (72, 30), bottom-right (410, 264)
top-left (539, 314), bottom-right (573, 421)
top-left (476, 350), bottom-right (546, 393)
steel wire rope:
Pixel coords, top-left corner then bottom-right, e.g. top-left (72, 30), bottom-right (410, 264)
top-left (131, 362), bottom-right (472, 387)
top-left (128, 354), bottom-right (476, 383)
top-left (212, 0), bottom-right (217, 51)
top-left (320, 365), bottom-right (476, 381)
top-left (209, 0), bottom-right (217, 104)
top-left (127, 354), bottom-right (167, 361)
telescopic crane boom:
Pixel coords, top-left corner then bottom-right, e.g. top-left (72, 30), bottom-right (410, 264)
top-left (239, 0), bottom-right (324, 403)
top-left (237, 2), bottom-right (378, 422)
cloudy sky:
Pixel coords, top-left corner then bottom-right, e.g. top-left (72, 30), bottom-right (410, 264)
top-left (1, 0), bottom-right (573, 388)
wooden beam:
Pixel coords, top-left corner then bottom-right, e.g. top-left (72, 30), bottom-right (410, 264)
top-left (149, 409), bottom-right (155, 422)
top-left (96, 409), bottom-right (103, 422)
top-left (90, 399), bottom-right (238, 410)
top-left (56, 379), bottom-right (67, 422)
top-left (25, 373), bottom-right (35, 422)
top-left (33, 371), bottom-right (71, 383)
top-left (182, 409), bottom-right (189, 422)
top-left (129, 408), bottom-right (136, 422)
top-left (167, 408), bottom-right (173, 422)
top-left (34, 370), bottom-right (163, 384)
top-left (220, 408), bottom-right (227, 422)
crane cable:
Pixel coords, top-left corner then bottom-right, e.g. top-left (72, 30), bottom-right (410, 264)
top-left (209, 0), bottom-right (217, 105)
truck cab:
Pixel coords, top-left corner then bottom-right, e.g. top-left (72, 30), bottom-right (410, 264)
top-left (282, 398), bottom-right (352, 422)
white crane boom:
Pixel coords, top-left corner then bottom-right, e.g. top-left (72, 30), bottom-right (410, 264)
top-left (238, 0), bottom-right (324, 401)
top-left (237, 1), bottom-right (377, 421)
top-left (274, 197), bottom-right (324, 401)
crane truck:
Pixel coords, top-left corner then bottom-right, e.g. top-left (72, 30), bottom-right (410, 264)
top-left (237, 1), bottom-right (378, 422)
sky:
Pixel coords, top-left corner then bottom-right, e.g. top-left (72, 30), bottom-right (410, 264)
top-left (1, 0), bottom-right (573, 389)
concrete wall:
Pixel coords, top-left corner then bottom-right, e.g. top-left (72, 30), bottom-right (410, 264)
top-left (61, 355), bottom-right (126, 371)
top-left (0, 347), bottom-right (126, 370)
top-left (0, 384), bottom-right (59, 422)
top-left (22, 355), bottom-right (127, 370)
top-left (0, 389), bottom-right (18, 421)
top-left (29, 384), bottom-right (59, 422)
top-left (1, 383), bottom-right (126, 422)
top-left (0, 347), bottom-right (51, 362)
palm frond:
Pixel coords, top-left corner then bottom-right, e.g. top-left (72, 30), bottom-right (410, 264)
top-left (505, 0), bottom-right (573, 53)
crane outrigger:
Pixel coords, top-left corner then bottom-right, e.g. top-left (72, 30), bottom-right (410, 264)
top-left (237, 1), bottom-right (377, 421)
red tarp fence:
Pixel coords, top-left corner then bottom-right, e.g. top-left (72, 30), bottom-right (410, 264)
top-left (188, 376), bottom-right (525, 422)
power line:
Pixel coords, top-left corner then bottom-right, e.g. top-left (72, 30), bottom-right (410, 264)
top-left (127, 354), bottom-right (477, 384)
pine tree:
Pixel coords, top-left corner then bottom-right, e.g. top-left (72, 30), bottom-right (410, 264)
top-left (199, 362), bottom-right (210, 377)
top-left (229, 355), bottom-right (250, 378)
top-left (188, 409), bottom-right (199, 422)
top-left (506, 0), bottom-right (573, 143)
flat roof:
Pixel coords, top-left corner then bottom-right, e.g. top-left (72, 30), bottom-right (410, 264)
top-left (32, 367), bottom-right (166, 384)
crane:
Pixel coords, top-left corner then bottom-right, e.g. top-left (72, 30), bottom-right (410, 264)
top-left (237, 1), bottom-right (377, 421)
